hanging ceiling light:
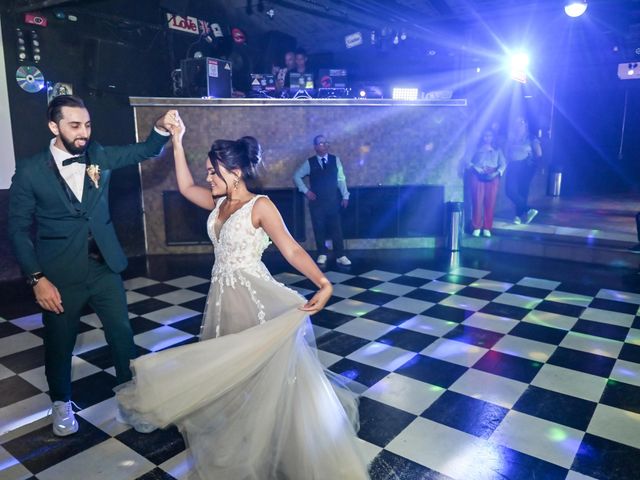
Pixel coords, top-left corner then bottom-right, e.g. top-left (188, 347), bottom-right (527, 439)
top-left (564, 0), bottom-right (587, 17)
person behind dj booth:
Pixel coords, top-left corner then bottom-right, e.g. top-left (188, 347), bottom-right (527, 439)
top-left (294, 48), bottom-right (308, 74)
top-left (293, 134), bottom-right (351, 266)
top-left (277, 50), bottom-right (296, 90)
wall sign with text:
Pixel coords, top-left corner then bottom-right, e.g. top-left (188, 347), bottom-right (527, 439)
top-left (166, 14), bottom-right (223, 37)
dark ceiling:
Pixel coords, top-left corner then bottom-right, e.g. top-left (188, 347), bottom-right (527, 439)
top-left (216, 0), bottom-right (640, 54)
top-left (6, 0), bottom-right (640, 68)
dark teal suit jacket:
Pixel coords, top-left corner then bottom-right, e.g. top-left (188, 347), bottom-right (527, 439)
top-left (8, 128), bottom-right (168, 287)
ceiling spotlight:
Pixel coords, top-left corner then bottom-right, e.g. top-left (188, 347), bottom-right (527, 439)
top-left (266, 8), bottom-right (275, 19)
top-left (564, 0), bottom-right (587, 18)
top-left (393, 33), bottom-right (399, 45)
top-left (635, 47), bottom-right (640, 55)
top-left (400, 31), bottom-right (407, 41)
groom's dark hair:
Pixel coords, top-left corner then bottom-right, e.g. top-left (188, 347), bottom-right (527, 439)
top-left (47, 95), bottom-right (86, 124)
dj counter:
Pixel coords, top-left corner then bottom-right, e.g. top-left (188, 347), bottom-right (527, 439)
top-left (130, 97), bottom-right (468, 254)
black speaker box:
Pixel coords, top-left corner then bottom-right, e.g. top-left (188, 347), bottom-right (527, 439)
top-left (84, 38), bottom-right (168, 96)
top-left (180, 57), bottom-right (232, 98)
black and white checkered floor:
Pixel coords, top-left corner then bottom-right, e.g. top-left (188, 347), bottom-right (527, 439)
top-left (1, 250), bottom-right (639, 480)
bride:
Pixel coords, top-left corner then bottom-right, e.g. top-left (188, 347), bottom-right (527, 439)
top-left (116, 113), bottom-right (369, 480)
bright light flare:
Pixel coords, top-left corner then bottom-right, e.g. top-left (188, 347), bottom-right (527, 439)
top-left (510, 52), bottom-right (529, 83)
top-left (564, 1), bottom-right (587, 17)
top-left (511, 53), bottom-right (530, 71)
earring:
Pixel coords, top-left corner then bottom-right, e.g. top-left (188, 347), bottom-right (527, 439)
top-left (233, 178), bottom-right (239, 190)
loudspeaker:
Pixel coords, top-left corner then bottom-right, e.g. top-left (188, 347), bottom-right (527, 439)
top-left (84, 39), bottom-right (168, 96)
top-left (180, 57), bottom-right (232, 98)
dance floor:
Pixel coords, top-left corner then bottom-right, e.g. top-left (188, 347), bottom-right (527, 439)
top-left (1, 249), bottom-right (639, 480)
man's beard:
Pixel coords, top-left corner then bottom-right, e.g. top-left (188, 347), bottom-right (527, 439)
top-left (60, 133), bottom-right (89, 155)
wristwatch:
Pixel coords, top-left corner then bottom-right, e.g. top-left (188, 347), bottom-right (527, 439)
top-left (27, 272), bottom-right (44, 287)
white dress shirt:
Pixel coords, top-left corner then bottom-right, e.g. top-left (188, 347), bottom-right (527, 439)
top-left (50, 139), bottom-right (86, 201)
top-left (293, 155), bottom-right (350, 200)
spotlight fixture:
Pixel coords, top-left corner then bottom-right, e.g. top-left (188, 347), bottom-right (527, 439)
top-left (628, 63), bottom-right (638, 76)
top-left (393, 33), bottom-right (399, 45)
top-left (266, 8), bottom-right (275, 19)
top-left (564, 0), bottom-right (587, 17)
top-left (400, 31), bottom-right (407, 41)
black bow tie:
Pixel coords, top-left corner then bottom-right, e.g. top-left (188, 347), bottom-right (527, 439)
top-left (62, 155), bottom-right (86, 167)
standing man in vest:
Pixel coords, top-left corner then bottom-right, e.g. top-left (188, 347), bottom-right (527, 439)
top-left (293, 134), bottom-right (351, 266)
top-left (8, 95), bottom-right (177, 436)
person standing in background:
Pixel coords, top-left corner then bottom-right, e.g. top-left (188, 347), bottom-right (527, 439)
top-left (505, 116), bottom-right (542, 224)
top-left (276, 50), bottom-right (296, 90)
top-left (293, 135), bottom-right (351, 266)
top-left (468, 129), bottom-right (506, 237)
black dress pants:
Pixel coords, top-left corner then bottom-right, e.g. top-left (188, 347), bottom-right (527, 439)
top-left (309, 200), bottom-right (345, 257)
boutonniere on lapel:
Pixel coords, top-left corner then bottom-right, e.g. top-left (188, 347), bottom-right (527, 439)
top-left (86, 164), bottom-right (101, 189)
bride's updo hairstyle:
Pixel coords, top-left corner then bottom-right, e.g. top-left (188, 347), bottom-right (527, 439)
top-left (208, 136), bottom-right (262, 192)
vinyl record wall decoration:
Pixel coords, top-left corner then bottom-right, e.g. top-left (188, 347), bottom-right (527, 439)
top-left (16, 65), bottom-right (44, 93)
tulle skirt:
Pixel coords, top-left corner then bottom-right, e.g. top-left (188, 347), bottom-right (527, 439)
top-left (116, 269), bottom-right (369, 480)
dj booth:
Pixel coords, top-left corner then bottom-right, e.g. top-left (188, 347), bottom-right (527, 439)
top-left (130, 97), bottom-right (468, 255)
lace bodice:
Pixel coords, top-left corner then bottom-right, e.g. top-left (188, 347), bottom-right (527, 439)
top-left (208, 195), bottom-right (271, 282)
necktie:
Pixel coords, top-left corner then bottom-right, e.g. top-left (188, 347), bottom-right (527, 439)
top-left (62, 155), bottom-right (86, 167)
top-left (320, 157), bottom-right (327, 169)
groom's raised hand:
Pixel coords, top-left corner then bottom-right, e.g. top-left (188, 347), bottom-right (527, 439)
top-left (155, 110), bottom-right (180, 134)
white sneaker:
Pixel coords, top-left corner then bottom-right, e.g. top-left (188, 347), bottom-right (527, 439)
top-left (513, 216), bottom-right (522, 225)
top-left (116, 406), bottom-right (157, 434)
top-left (525, 209), bottom-right (538, 224)
top-left (482, 230), bottom-right (492, 238)
top-left (316, 254), bottom-right (327, 265)
top-left (472, 229), bottom-right (481, 237)
top-left (51, 401), bottom-right (79, 437)
top-left (336, 256), bottom-right (352, 266)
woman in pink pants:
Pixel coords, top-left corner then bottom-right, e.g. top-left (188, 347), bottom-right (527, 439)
top-left (468, 130), bottom-right (506, 237)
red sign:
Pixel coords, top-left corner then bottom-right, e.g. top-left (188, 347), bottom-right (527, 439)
top-left (167, 14), bottom-right (199, 35)
top-left (24, 12), bottom-right (47, 27)
top-left (231, 28), bottom-right (246, 44)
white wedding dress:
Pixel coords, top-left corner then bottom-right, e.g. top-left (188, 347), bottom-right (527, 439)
top-left (116, 195), bottom-right (369, 480)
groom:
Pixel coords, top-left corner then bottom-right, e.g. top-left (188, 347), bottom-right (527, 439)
top-left (8, 95), bottom-right (177, 436)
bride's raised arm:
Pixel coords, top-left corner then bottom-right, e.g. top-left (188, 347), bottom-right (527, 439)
top-left (253, 196), bottom-right (332, 314)
top-left (168, 114), bottom-right (216, 211)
